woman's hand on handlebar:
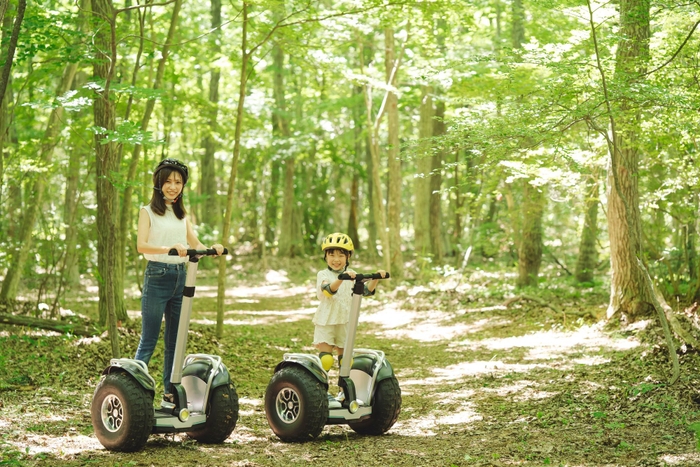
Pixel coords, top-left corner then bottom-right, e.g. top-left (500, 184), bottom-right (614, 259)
top-left (170, 243), bottom-right (188, 257)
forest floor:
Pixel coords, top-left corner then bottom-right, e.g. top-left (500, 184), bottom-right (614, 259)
top-left (2, 258), bottom-right (700, 466)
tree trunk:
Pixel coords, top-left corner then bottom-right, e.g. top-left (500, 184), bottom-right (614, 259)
top-left (0, 0), bottom-right (23, 287)
top-left (430, 99), bottom-right (445, 262)
top-left (575, 176), bottom-right (599, 283)
top-left (91, 0), bottom-right (120, 358)
top-left (277, 157), bottom-right (299, 257)
top-left (0, 313), bottom-right (97, 337)
top-left (385, 28), bottom-right (403, 277)
top-left (272, 28), bottom-right (298, 258)
top-left (116, 0), bottom-right (182, 324)
top-left (217, 3), bottom-right (249, 338)
top-left (0, 0), bottom-right (17, 205)
top-left (61, 146), bottom-right (82, 288)
top-left (348, 85), bottom-right (363, 251)
top-left (265, 160), bottom-right (281, 245)
top-left (517, 182), bottom-right (544, 288)
top-left (414, 86), bottom-right (433, 260)
top-left (200, 0), bottom-right (222, 225)
top-left (605, 0), bottom-right (654, 321)
top-left (0, 58), bottom-right (79, 301)
top-left (0, 0), bottom-right (23, 110)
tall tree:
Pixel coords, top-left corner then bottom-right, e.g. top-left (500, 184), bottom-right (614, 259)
top-left (0, 0), bottom-right (23, 245)
top-left (430, 98), bottom-right (445, 262)
top-left (516, 182), bottom-right (544, 287)
top-left (91, 0), bottom-right (120, 357)
top-left (511, 0), bottom-right (545, 288)
top-left (414, 85), bottom-right (433, 261)
top-left (200, 0), bottom-right (222, 225)
top-left (0, 55), bottom-right (81, 301)
top-left (575, 175), bottom-right (600, 284)
top-left (385, 27), bottom-right (403, 277)
top-left (117, 0), bottom-right (183, 324)
top-left (275, 46), bottom-right (298, 258)
top-left (590, 0), bottom-right (655, 320)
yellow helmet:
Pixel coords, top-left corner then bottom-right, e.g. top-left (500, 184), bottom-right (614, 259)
top-left (321, 232), bottom-right (354, 253)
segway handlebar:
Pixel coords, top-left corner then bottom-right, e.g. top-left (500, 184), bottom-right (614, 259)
top-left (168, 248), bottom-right (228, 256)
top-left (337, 272), bottom-right (390, 281)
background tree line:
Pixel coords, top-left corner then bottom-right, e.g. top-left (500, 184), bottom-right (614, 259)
top-left (0, 0), bottom-right (699, 350)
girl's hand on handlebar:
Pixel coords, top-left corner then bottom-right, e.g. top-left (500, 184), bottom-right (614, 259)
top-left (212, 244), bottom-right (224, 256)
top-left (377, 270), bottom-right (387, 279)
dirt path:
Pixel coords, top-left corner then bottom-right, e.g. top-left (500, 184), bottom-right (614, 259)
top-left (1, 276), bottom-right (700, 466)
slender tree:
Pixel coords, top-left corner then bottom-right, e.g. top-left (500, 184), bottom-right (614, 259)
top-left (385, 27), bottom-right (403, 277)
top-left (200, 0), bottom-right (222, 225)
top-left (575, 175), bottom-right (600, 284)
top-left (414, 85), bottom-right (433, 261)
top-left (0, 57), bottom-right (80, 301)
top-left (91, 0), bottom-right (120, 356)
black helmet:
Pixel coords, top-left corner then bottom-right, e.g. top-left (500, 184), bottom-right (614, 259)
top-left (154, 158), bottom-right (189, 185)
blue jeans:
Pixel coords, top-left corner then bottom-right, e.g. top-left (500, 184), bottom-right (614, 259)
top-left (134, 261), bottom-right (186, 393)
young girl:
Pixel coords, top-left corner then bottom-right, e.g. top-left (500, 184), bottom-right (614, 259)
top-left (134, 158), bottom-right (224, 403)
top-left (314, 232), bottom-right (386, 375)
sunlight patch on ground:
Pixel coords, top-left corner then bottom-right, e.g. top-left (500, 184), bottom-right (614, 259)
top-left (381, 321), bottom-right (473, 342)
top-left (226, 284), bottom-right (312, 299)
top-left (399, 360), bottom-right (548, 386)
top-left (393, 405), bottom-right (482, 437)
top-left (13, 432), bottom-right (103, 456)
top-left (660, 453), bottom-right (700, 464)
top-left (240, 396), bottom-right (261, 407)
top-left (363, 305), bottom-right (482, 341)
top-left (188, 308), bottom-right (316, 326)
top-left (450, 325), bottom-right (638, 361)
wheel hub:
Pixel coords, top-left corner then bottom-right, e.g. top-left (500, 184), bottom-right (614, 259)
top-left (275, 387), bottom-right (300, 424)
top-left (101, 394), bottom-right (124, 433)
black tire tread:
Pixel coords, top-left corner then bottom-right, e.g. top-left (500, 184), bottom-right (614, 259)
top-left (187, 383), bottom-right (239, 443)
top-left (348, 376), bottom-right (401, 435)
top-left (265, 366), bottom-right (328, 442)
top-left (91, 372), bottom-right (154, 452)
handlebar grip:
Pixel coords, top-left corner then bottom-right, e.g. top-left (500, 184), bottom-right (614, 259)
top-left (338, 272), bottom-right (390, 280)
top-left (168, 248), bottom-right (228, 256)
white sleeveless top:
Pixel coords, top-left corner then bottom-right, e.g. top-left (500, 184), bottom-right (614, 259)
top-left (313, 268), bottom-right (355, 326)
top-left (142, 205), bottom-right (188, 264)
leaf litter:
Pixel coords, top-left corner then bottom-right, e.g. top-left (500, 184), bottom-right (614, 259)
top-left (2, 263), bottom-right (700, 466)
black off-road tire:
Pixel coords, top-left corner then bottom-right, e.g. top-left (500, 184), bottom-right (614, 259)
top-left (91, 372), bottom-right (154, 452)
top-left (187, 382), bottom-right (239, 443)
top-left (348, 376), bottom-right (401, 435)
top-left (265, 366), bottom-right (328, 442)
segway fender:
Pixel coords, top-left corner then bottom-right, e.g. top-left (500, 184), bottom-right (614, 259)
top-left (182, 359), bottom-right (233, 389)
top-left (375, 359), bottom-right (396, 383)
top-left (274, 360), bottom-right (329, 387)
top-left (103, 359), bottom-right (156, 394)
top-left (211, 363), bottom-right (233, 389)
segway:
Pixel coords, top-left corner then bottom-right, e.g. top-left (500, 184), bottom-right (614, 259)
top-left (265, 272), bottom-right (400, 442)
top-left (91, 249), bottom-right (239, 452)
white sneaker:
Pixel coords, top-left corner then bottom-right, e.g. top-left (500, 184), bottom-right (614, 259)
top-left (327, 393), bottom-right (341, 409)
top-left (336, 389), bottom-right (345, 402)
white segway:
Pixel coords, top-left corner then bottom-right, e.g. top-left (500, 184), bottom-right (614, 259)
top-left (265, 272), bottom-right (400, 442)
top-left (91, 249), bottom-right (238, 452)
